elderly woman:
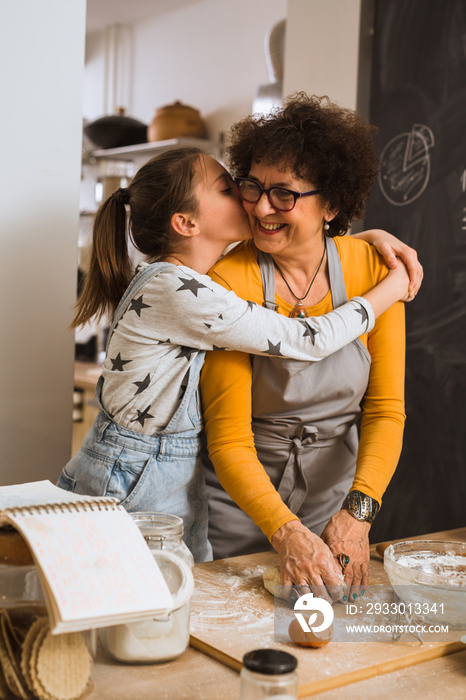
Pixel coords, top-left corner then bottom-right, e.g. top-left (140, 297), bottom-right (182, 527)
top-left (200, 94), bottom-right (411, 596)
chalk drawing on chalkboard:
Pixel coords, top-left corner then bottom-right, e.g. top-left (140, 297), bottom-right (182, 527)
top-left (379, 124), bottom-right (435, 206)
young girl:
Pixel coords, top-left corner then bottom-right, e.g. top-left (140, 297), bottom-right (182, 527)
top-left (57, 147), bottom-right (410, 562)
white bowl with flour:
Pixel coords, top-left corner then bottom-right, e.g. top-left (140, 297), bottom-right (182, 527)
top-left (384, 540), bottom-right (466, 628)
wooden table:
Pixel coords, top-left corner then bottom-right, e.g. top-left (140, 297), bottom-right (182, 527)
top-left (91, 528), bottom-right (466, 699)
top-left (74, 361), bottom-right (102, 392)
top-left (91, 647), bottom-right (466, 699)
top-left (72, 362), bottom-right (101, 455)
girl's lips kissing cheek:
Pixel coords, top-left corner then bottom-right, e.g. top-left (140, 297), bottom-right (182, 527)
top-left (256, 220), bottom-right (286, 235)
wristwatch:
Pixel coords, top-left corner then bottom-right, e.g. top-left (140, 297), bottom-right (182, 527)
top-left (342, 490), bottom-right (379, 523)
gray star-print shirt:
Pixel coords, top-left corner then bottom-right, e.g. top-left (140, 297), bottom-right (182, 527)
top-left (101, 262), bottom-right (375, 433)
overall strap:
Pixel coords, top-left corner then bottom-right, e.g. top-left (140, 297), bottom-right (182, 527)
top-left (105, 262), bottom-right (172, 352)
top-left (96, 262), bottom-right (172, 412)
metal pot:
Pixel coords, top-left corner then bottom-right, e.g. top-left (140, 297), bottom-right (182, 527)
top-left (84, 108), bottom-right (147, 149)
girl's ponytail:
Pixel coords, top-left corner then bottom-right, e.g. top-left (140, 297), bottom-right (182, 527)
top-left (71, 188), bottom-right (132, 328)
top-left (72, 146), bottom-right (202, 329)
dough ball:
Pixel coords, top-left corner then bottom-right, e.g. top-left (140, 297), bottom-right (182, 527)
top-left (288, 617), bottom-right (333, 647)
top-left (262, 565), bottom-right (287, 600)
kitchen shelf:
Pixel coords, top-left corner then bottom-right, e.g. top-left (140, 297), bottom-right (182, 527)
top-left (91, 137), bottom-right (218, 160)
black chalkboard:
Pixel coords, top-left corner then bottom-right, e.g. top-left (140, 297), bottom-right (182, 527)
top-left (365, 0), bottom-right (466, 542)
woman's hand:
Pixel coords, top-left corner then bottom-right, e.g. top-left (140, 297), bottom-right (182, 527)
top-left (271, 520), bottom-right (345, 603)
top-left (320, 510), bottom-right (370, 601)
top-left (352, 229), bottom-right (423, 300)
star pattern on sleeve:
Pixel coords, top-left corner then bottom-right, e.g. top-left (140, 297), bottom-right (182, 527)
top-left (133, 374), bottom-right (151, 395)
top-left (356, 303), bottom-right (369, 327)
top-left (131, 405), bottom-right (154, 427)
top-left (175, 346), bottom-right (198, 361)
top-left (129, 295), bottom-right (151, 317)
top-left (266, 340), bottom-right (284, 356)
top-left (176, 277), bottom-right (208, 296)
top-left (300, 321), bottom-right (319, 346)
top-left (110, 353), bottom-right (132, 371)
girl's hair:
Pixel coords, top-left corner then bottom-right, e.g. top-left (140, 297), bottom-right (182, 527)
top-left (226, 93), bottom-right (379, 236)
top-left (73, 146), bottom-right (202, 327)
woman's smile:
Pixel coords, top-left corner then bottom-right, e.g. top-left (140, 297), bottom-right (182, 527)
top-left (257, 220), bottom-right (286, 234)
top-left (244, 163), bottom-right (329, 256)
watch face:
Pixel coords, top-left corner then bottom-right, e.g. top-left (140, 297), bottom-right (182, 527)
top-left (343, 491), bottom-right (378, 522)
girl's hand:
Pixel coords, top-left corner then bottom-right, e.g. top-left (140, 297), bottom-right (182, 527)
top-left (387, 258), bottom-right (410, 301)
top-left (352, 229), bottom-right (423, 300)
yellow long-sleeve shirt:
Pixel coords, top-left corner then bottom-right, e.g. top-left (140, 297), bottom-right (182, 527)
top-left (200, 236), bottom-right (406, 541)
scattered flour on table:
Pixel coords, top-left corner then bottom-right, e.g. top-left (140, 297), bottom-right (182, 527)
top-left (190, 563), bottom-right (274, 642)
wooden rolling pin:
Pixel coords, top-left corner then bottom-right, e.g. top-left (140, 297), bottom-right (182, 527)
top-left (375, 541), bottom-right (392, 558)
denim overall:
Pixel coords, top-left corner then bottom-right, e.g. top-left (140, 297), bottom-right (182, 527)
top-left (58, 263), bottom-right (212, 563)
top-left (206, 238), bottom-right (371, 558)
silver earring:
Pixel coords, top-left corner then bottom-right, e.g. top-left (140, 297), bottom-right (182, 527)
top-left (323, 221), bottom-right (330, 230)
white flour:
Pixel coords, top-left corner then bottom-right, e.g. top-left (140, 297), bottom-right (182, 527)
top-left (396, 553), bottom-right (466, 585)
top-left (190, 563), bottom-right (275, 644)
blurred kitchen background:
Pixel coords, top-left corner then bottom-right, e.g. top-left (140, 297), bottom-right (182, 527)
top-left (1, 0), bottom-right (366, 483)
top-left (1, 0), bottom-right (464, 541)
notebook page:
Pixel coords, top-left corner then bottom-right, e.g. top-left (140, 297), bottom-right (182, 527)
top-left (8, 507), bottom-right (174, 628)
top-left (0, 480), bottom-right (116, 514)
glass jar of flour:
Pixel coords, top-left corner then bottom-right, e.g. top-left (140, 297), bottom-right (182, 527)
top-left (99, 513), bottom-right (194, 664)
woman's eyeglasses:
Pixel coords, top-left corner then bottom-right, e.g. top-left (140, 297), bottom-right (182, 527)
top-left (234, 177), bottom-right (322, 212)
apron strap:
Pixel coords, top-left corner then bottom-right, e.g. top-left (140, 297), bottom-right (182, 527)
top-left (277, 425), bottom-right (319, 513)
top-left (256, 236), bottom-right (349, 312)
top-left (326, 237), bottom-right (348, 308)
top-left (256, 248), bottom-right (278, 311)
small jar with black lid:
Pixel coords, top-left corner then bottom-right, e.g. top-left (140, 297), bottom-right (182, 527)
top-left (239, 648), bottom-right (298, 699)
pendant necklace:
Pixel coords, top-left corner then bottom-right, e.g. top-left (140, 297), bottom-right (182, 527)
top-left (274, 242), bottom-right (327, 318)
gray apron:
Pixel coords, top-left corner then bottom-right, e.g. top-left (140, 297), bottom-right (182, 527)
top-left (205, 238), bottom-right (371, 558)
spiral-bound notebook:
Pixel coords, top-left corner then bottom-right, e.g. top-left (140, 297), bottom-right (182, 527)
top-left (0, 480), bottom-right (174, 633)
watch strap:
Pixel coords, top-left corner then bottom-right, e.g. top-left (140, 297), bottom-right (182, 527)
top-left (342, 490), bottom-right (379, 523)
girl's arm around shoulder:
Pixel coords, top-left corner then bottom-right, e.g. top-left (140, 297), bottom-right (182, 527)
top-left (203, 244), bottom-right (408, 362)
top-left (203, 292), bottom-right (377, 361)
top-left (349, 229), bottom-right (423, 299)
top-left (151, 263), bottom-right (377, 362)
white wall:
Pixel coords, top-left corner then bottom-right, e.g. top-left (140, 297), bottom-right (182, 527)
top-left (0, 0), bottom-right (86, 484)
top-left (283, 0), bottom-right (368, 231)
top-left (83, 0), bottom-right (287, 143)
top-left (83, 30), bottom-right (107, 122)
top-left (284, 0), bottom-right (362, 110)
top-left (0, 0), bottom-right (367, 487)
